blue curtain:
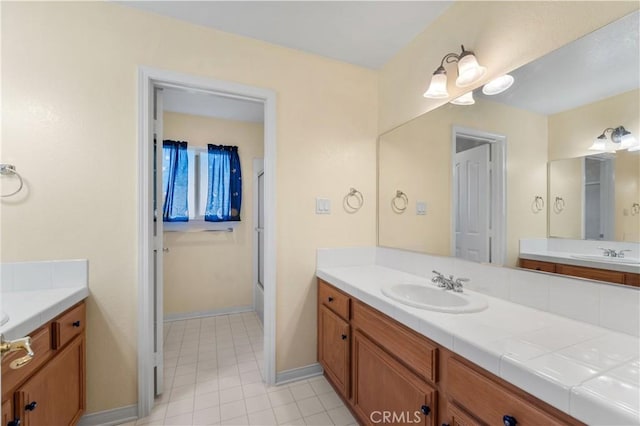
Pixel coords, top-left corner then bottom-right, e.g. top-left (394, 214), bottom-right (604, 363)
top-left (162, 140), bottom-right (189, 222)
top-left (205, 145), bottom-right (242, 222)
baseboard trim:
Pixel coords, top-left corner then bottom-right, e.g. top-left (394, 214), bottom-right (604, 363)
top-left (276, 363), bottom-right (323, 385)
top-left (77, 404), bottom-right (138, 426)
top-left (164, 305), bottom-right (254, 322)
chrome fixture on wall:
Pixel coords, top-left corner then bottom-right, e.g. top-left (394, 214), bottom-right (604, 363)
top-left (343, 187), bottom-right (364, 213)
top-left (391, 190), bottom-right (408, 213)
top-left (589, 126), bottom-right (639, 151)
top-left (0, 164), bottom-right (24, 198)
top-left (423, 45), bottom-right (486, 99)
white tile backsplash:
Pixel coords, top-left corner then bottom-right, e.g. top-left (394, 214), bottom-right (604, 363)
top-left (599, 283), bottom-right (640, 337)
top-left (1, 259), bottom-right (88, 292)
top-left (316, 247), bottom-right (376, 269)
top-left (507, 268), bottom-right (550, 311)
top-left (548, 275), bottom-right (600, 325)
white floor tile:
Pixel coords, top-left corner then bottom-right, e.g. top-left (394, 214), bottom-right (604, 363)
top-left (192, 405), bottom-right (221, 426)
top-left (163, 412), bottom-right (193, 426)
top-left (288, 383), bottom-right (315, 401)
top-left (272, 402), bottom-right (302, 424)
top-left (318, 391), bottom-right (344, 411)
top-left (194, 390), bottom-right (220, 412)
top-left (327, 406), bottom-right (356, 426)
top-left (242, 382), bottom-right (268, 398)
top-left (219, 385), bottom-right (245, 404)
top-left (245, 394), bottom-right (272, 414)
top-left (304, 411), bottom-right (333, 425)
top-left (268, 388), bottom-right (295, 407)
top-left (295, 396), bottom-right (325, 417)
top-left (220, 399), bottom-right (247, 421)
top-left (248, 408), bottom-right (278, 425)
top-left (165, 398), bottom-right (194, 418)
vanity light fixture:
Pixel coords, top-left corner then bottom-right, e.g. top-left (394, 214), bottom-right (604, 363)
top-left (482, 74), bottom-right (514, 96)
top-left (450, 91), bottom-right (475, 105)
top-left (423, 45), bottom-right (486, 99)
top-left (589, 126), bottom-right (639, 151)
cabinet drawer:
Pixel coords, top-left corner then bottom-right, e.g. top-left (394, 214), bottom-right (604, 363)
top-left (318, 279), bottom-right (350, 321)
top-left (448, 357), bottom-right (570, 426)
top-left (352, 300), bottom-right (437, 383)
top-left (53, 302), bottom-right (86, 350)
top-left (624, 273), bottom-right (640, 287)
top-left (519, 259), bottom-right (556, 273)
top-left (448, 401), bottom-right (484, 426)
top-left (556, 264), bottom-right (625, 284)
top-left (1, 325), bottom-right (53, 401)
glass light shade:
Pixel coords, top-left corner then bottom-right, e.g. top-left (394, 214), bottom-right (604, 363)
top-left (455, 53), bottom-right (486, 87)
top-left (482, 74), bottom-right (514, 95)
top-left (619, 132), bottom-right (638, 150)
top-left (628, 144), bottom-right (640, 152)
top-left (589, 136), bottom-right (616, 151)
top-left (423, 72), bottom-right (449, 99)
top-left (450, 91), bottom-right (475, 105)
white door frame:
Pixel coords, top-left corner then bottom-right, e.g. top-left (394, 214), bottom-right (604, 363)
top-left (253, 158), bottom-right (265, 323)
top-left (137, 66), bottom-right (278, 418)
top-left (451, 125), bottom-right (506, 265)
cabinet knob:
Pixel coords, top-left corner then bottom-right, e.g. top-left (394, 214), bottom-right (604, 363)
top-left (72, 320), bottom-right (81, 327)
top-left (341, 334), bottom-right (347, 340)
top-left (8, 418), bottom-right (21, 426)
top-left (327, 296), bottom-right (334, 302)
top-left (503, 415), bottom-right (518, 426)
top-left (421, 405), bottom-right (430, 416)
top-left (25, 401), bottom-right (37, 412)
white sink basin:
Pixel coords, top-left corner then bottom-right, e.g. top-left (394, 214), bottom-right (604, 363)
top-left (382, 283), bottom-right (488, 314)
top-left (570, 254), bottom-right (640, 265)
top-left (1, 312), bottom-right (9, 326)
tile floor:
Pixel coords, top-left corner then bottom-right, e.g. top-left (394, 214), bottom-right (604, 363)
top-left (125, 312), bottom-right (357, 426)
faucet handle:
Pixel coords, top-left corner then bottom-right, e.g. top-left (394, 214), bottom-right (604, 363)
top-left (455, 277), bottom-right (470, 284)
top-left (597, 247), bottom-right (612, 256)
top-left (617, 249), bottom-right (632, 258)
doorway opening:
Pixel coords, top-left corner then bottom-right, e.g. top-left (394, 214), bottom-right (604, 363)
top-left (137, 67), bottom-right (277, 418)
top-left (452, 126), bottom-right (506, 265)
top-left (584, 154), bottom-right (615, 240)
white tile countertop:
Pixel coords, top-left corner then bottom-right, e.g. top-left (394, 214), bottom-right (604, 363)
top-left (317, 248), bottom-right (640, 426)
top-left (0, 259), bottom-right (89, 340)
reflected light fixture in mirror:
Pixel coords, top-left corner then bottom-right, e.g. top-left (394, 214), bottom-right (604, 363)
top-left (450, 91), bottom-right (475, 105)
top-left (482, 74), bottom-right (515, 95)
top-left (589, 126), bottom-right (639, 151)
top-left (423, 45), bottom-right (486, 99)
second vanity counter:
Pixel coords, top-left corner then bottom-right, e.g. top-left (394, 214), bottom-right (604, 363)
top-left (317, 263), bottom-right (640, 426)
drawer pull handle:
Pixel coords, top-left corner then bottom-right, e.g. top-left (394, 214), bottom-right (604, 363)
top-left (341, 334), bottom-right (347, 340)
top-left (72, 320), bottom-right (81, 327)
top-left (8, 418), bottom-right (20, 426)
top-left (327, 296), bottom-right (334, 302)
top-left (25, 401), bottom-right (37, 412)
top-left (503, 415), bottom-right (518, 426)
top-left (420, 405), bottom-right (430, 416)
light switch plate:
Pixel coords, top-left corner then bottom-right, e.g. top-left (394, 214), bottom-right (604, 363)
top-left (416, 201), bottom-right (427, 215)
top-left (316, 198), bottom-right (331, 214)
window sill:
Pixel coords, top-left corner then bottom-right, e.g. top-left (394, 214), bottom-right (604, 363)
top-left (163, 220), bottom-right (240, 233)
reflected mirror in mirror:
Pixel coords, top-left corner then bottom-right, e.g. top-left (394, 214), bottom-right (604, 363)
top-left (378, 11), bottom-right (639, 269)
top-left (549, 151), bottom-right (639, 242)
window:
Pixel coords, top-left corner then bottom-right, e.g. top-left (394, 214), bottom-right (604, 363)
top-left (162, 141), bottom-right (242, 231)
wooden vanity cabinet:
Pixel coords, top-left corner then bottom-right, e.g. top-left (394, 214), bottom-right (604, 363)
top-left (519, 258), bottom-right (640, 287)
top-left (317, 279), bottom-right (583, 426)
top-left (1, 301), bottom-right (86, 426)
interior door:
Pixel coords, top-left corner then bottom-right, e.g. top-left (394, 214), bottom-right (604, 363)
top-left (454, 144), bottom-right (490, 263)
top-left (152, 87), bottom-right (164, 396)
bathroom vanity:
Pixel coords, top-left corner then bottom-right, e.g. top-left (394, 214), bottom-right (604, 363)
top-left (316, 247), bottom-right (640, 426)
top-left (0, 260), bottom-right (89, 426)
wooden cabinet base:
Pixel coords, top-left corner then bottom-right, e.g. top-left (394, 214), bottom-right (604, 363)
top-left (317, 279), bottom-right (583, 426)
top-left (519, 258), bottom-right (639, 287)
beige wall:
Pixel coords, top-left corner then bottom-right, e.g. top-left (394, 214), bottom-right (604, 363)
top-left (548, 158), bottom-right (584, 239)
top-left (379, 98), bottom-right (548, 267)
top-left (379, 2), bottom-right (638, 133)
top-left (1, 2), bottom-right (377, 413)
top-left (548, 89), bottom-right (640, 242)
top-left (162, 112), bottom-right (263, 315)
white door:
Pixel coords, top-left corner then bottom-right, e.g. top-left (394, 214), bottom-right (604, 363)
top-left (454, 144), bottom-right (490, 262)
top-left (254, 160), bottom-right (265, 324)
top-left (152, 87), bottom-right (164, 396)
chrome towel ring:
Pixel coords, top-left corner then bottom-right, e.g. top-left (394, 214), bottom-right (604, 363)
top-left (344, 187), bottom-right (364, 212)
top-left (0, 164), bottom-right (24, 198)
top-left (532, 195), bottom-right (544, 213)
top-left (632, 203), bottom-right (640, 216)
top-left (553, 196), bottom-right (565, 214)
top-left (392, 190), bottom-right (408, 213)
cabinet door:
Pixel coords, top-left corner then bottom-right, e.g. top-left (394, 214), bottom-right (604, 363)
top-left (352, 330), bottom-right (436, 426)
top-left (18, 335), bottom-right (85, 426)
top-left (2, 399), bottom-right (14, 426)
top-left (318, 305), bottom-right (350, 397)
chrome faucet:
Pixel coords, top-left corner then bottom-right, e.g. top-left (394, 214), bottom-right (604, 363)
top-left (431, 270), bottom-right (468, 293)
top-left (616, 249), bottom-right (632, 258)
top-left (598, 248), bottom-right (633, 258)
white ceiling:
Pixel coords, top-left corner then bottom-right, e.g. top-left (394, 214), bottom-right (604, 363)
top-left (162, 88), bottom-right (264, 123)
top-left (118, 1), bottom-right (452, 69)
top-left (476, 11), bottom-right (639, 115)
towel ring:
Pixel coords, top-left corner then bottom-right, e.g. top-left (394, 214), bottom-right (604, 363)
top-left (553, 196), bottom-right (565, 214)
top-left (344, 188), bottom-right (364, 212)
top-left (0, 164), bottom-right (24, 198)
top-left (392, 190), bottom-right (408, 213)
top-left (532, 195), bottom-right (544, 213)
top-left (632, 203), bottom-right (640, 216)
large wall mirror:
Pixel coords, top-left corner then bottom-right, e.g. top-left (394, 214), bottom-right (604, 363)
top-left (378, 11), bottom-right (639, 269)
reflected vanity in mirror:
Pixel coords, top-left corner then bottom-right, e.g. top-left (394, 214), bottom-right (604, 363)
top-left (378, 11), bottom-right (639, 284)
